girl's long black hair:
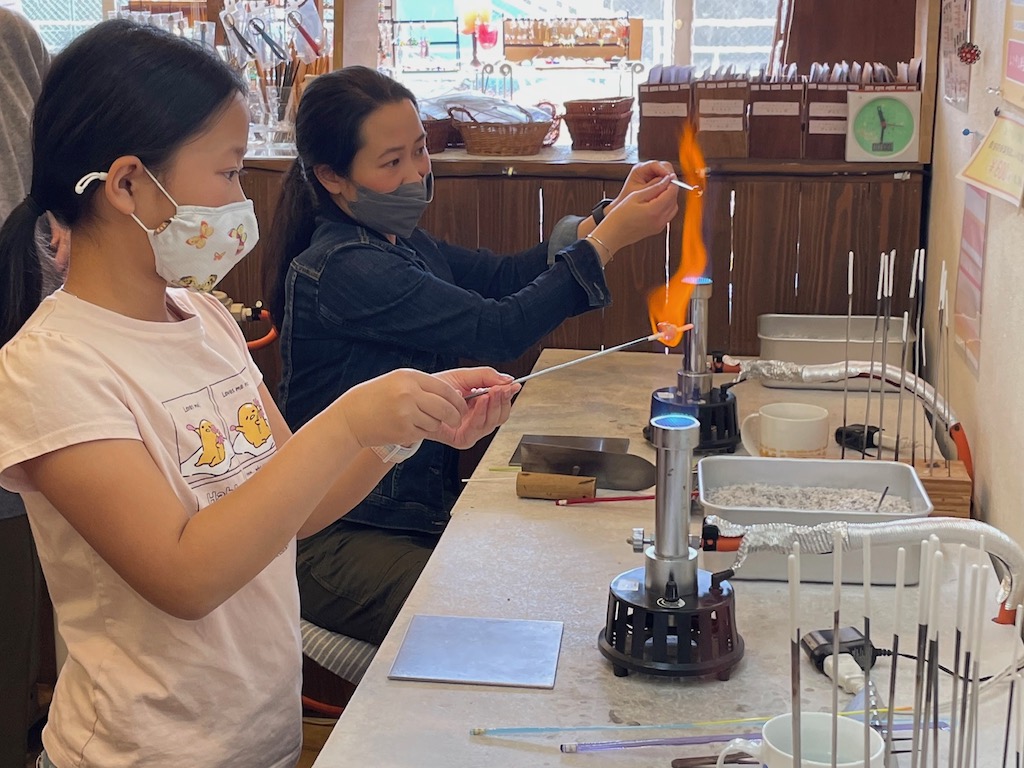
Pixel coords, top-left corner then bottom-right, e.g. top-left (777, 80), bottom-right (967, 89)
top-left (0, 20), bottom-right (245, 346)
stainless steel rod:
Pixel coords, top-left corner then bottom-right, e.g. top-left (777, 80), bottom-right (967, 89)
top-left (841, 251), bottom-right (854, 461)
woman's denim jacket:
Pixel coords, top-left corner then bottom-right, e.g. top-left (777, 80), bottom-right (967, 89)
top-left (278, 205), bottom-right (611, 535)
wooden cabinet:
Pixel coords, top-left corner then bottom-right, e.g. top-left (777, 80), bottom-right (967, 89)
top-left (234, 155), bottom-right (924, 397)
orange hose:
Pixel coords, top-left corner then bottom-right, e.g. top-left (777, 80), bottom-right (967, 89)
top-left (246, 309), bottom-right (279, 351)
top-left (301, 695), bottom-right (344, 718)
top-left (949, 423), bottom-right (974, 481)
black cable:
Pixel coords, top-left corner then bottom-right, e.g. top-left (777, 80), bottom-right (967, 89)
top-left (875, 646), bottom-right (1017, 683)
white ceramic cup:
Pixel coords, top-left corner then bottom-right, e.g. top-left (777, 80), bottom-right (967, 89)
top-left (741, 402), bottom-right (830, 459)
top-left (717, 711), bottom-right (884, 767)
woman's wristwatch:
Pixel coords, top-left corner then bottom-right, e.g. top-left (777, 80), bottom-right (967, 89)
top-left (591, 198), bottom-right (614, 224)
top-left (371, 440), bottom-right (423, 464)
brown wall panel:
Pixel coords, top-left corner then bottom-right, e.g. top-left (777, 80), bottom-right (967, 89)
top-left (730, 180), bottom-right (802, 355)
top-left (420, 178), bottom-right (480, 249)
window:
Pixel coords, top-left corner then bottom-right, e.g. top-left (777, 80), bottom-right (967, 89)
top-left (383, 0), bottom-right (780, 87)
top-left (692, 0), bottom-right (776, 72)
top-left (18, 0), bottom-right (102, 51)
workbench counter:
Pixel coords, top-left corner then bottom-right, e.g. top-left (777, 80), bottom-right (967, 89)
top-left (312, 349), bottom-right (1014, 767)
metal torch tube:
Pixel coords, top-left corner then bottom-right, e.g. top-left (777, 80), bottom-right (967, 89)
top-left (680, 277), bottom-right (713, 403)
top-left (647, 414), bottom-right (701, 596)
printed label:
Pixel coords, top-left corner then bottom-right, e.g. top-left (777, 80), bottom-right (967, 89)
top-left (809, 102), bottom-right (848, 118)
top-left (699, 116), bottom-right (744, 132)
top-left (809, 119), bottom-right (848, 135)
top-left (752, 101), bottom-right (801, 116)
top-left (700, 98), bottom-right (745, 115)
top-left (641, 102), bottom-right (688, 117)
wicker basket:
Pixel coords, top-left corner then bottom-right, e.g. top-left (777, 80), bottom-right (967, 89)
top-left (564, 110), bottom-right (633, 151)
top-left (422, 117), bottom-right (450, 154)
top-left (445, 121), bottom-right (465, 148)
top-left (563, 97), bottom-right (635, 116)
top-left (448, 104), bottom-right (553, 156)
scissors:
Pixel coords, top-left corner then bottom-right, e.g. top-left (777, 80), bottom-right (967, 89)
top-left (248, 17), bottom-right (289, 61)
top-left (222, 14), bottom-right (258, 58)
top-left (287, 11), bottom-right (322, 56)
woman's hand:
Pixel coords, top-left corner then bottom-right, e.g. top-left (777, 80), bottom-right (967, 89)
top-left (429, 367), bottom-right (519, 449)
top-left (606, 161), bottom-right (675, 217)
top-left (590, 174), bottom-right (679, 256)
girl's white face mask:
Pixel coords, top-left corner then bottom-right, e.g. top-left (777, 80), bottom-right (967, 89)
top-left (74, 168), bottom-right (259, 292)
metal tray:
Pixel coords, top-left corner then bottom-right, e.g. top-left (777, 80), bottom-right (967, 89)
top-left (758, 313), bottom-right (914, 391)
top-left (697, 456), bottom-right (932, 584)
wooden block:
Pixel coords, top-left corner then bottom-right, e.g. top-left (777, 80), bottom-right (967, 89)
top-left (912, 460), bottom-right (972, 519)
top-left (516, 472), bottom-right (596, 501)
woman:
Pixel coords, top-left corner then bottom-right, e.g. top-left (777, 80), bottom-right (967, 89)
top-left (268, 66), bottom-right (679, 646)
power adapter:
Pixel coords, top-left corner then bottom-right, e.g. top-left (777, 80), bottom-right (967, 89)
top-left (800, 625), bottom-right (879, 672)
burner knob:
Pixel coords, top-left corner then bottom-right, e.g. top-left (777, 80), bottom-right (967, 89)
top-left (630, 527), bottom-right (653, 553)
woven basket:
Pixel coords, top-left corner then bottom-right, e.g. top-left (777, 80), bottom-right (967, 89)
top-left (422, 117), bottom-right (450, 154)
top-left (445, 121), bottom-right (465, 148)
top-left (563, 97), bottom-right (635, 117)
top-left (564, 110), bottom-right (633, 151)
top-left (448, 104), bottom-right (553, 156)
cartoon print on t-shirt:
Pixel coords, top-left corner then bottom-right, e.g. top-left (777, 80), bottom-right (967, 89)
top-left (230, 398), bottom-right (274, 457)
top-left (166, 370), bottom-right (275, 500)
top-left (187, 419), bottom-right (227, 467)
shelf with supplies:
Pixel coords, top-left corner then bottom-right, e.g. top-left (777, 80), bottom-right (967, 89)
top-left (638, 79), bottom-right (924, 163)
top-left (501, 17), bottom-right (642, 63)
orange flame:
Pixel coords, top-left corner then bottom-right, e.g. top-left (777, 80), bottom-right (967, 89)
top-left (647, 122), bottom-right (707, 348)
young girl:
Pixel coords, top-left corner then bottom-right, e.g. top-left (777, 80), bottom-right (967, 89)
top-left (0, 22), bottom-right (515, 768)
top-left (266, 66), bottom-right (680, 648)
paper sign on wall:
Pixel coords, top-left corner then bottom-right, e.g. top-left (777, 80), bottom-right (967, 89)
top-left (941, 0), bottom-right (971, 110)
top-left (954, 185), bottom-right (988, 374)
top-left (1004, 0), bottom-right (1024, 110)
top-left (957, 112), bottom-right (1024, 206)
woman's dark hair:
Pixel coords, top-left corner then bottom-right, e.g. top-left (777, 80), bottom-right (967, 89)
top-left (266, 66), bottom-right (416, 325)
top-left (0, 20), bottom-right (245, 346)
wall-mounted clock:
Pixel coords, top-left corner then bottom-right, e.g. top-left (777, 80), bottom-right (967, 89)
top-left (845, 91), bottom-right (922, 162)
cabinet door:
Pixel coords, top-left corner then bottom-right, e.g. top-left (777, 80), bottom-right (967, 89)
top-left (730, 180), bottom-right (802, 355)
top-left (420, 178), bottom-right (480, 249)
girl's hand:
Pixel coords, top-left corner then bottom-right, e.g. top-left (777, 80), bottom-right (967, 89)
top-left (430, 367), bottom-right (519, 449)
top-left (339, 368), bottom-right (468, 448)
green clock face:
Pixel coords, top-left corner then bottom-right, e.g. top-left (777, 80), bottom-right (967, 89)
top-left (851, 96), bottom-right (915, 156)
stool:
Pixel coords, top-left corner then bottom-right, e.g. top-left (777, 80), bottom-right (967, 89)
top-left (300, 620), bottom-right (377, 715)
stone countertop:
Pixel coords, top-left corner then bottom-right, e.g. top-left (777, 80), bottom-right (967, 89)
top-left (313, 350), bottom-right (1014, 767)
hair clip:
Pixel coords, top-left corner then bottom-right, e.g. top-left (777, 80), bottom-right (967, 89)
top-left (75, 171), bottom-right (109, 194)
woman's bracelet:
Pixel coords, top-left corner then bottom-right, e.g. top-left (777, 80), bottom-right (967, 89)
top-left (371, 440), bottom-right (423, 464)
top-left (585, 234), bottom-right (613, 264)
